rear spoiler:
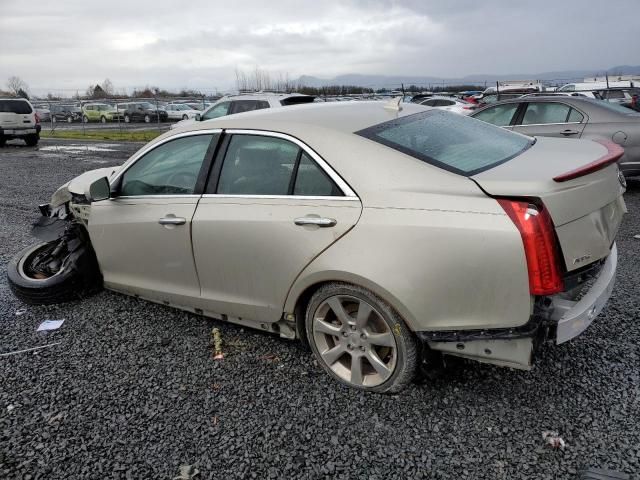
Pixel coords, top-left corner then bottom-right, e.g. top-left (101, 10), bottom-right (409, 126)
top-left (553, 140), bottom-right (624, 182)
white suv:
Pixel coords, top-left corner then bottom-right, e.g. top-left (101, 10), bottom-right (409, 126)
top-left (171, 93), bottom-right (315, 129)
top-left (0, 98), bottom-right (41, 147)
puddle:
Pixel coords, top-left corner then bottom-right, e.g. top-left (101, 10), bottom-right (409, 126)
top-left (39, 143), bottom-right (120, 153)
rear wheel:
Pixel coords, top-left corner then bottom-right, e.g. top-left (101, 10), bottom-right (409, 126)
top-left (305, 283), bottom-right (417, 393)
top-left (182, 114), bottom-right (188, 120)
top-left (7, 227), bottom-right (102, 305)
top-left (144, 114), bottom-right (151, 123)
top-left (124, 115), bottom-right (130, 123)
top-left (52, 116), bottom-right (57, 123)
top-left (24, 134), bottom-right (39, 147)
top-left (83, 115), bottom-right (89, 123)
top-left (0, 136), bottom-right (6, 147)
top-left (67, 116), bottom-right (73, 123)
top-left (100, 116), bottom-right (107, 123)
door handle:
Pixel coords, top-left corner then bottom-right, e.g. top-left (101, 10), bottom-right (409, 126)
top-left (560, 130), bottom-right (579, 136)
top-left (294, 216), bottom-right (337, 227)
top-left (159, 216), bottom-right (186, 226)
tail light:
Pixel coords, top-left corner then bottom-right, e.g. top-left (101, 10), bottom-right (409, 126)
top-left (498, 199), bottom-right (564, 295)
top-left (34, 113), bottom-right (41, 124)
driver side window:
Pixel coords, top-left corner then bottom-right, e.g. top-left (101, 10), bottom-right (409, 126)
top-left (120, 134), bottom-right (215, 196)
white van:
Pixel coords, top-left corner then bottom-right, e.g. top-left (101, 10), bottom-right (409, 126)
top-left (0, 98), bottom-right (41, 146)
top-left (557, 81), bottom-right (633, 93)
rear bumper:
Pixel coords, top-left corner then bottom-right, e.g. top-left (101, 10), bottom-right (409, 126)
top-left (0, 126), bottom-right (40, 137)
top-left (550, 243), bottom-right (617, 344)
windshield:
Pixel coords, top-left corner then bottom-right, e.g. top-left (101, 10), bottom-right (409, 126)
top-left (356, 110), bottom-right (534, 176)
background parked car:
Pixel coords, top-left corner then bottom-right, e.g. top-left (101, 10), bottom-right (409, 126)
top-left (33, 104), bottom-right (51, 122)
top-left (471, 96), bottom-right (640, 176)
top-left (0, 98), bottom-right (41, 146)
top-left (418, 95), bottom-right (477, 115)
top-left (82, 103), bottom-right (122, 123)
top-left (117, 102), bottom-right (168, 123)
top-left (164, 103), bottom-right (201, 121)
top-left (172, 93), bottom-right (315, 129)
top-left (51, 104), bottom-right (82, 123)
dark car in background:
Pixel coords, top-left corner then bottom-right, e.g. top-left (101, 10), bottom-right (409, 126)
top-left (51, 104), bottom-right (82, 123)
top-left (471, 95), bottom-right (640, 177)
top-left (116, 102), bottom-right (168, 123)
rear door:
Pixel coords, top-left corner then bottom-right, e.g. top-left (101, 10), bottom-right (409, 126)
top-left (0, 99), bottom-right (33, 128)
top-left (513, 101), bottom-right (587, 138)
top-left (191, 130), bottom-right (362, 323)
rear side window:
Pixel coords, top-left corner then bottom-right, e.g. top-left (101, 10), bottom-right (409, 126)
top-left (231, 100), bottom-right (269, 114)
top-left (356, 110), bottom-right (533, 176)
top-left (0, 100), bottom-right (32, 114)
top-left (521, 102), bottom-right (571, 125)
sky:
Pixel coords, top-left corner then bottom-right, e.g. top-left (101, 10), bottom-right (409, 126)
top-left (0, 0), bottom-right (638, 95)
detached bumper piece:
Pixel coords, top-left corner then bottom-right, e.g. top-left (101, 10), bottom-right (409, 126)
top-left (550, 243), bottom-right (617, 344)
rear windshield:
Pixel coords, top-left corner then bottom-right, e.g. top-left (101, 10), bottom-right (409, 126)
top-left (0, 100), bottom-right (32, 114)
top-left (356, 110), bottom-right (534, 176)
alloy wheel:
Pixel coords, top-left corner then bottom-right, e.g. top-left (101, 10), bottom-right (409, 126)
top-left (312, 295), bottom-right (397, 387)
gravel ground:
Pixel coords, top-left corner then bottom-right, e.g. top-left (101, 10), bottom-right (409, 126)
top-left (1, 139), bottom-right (639, 479)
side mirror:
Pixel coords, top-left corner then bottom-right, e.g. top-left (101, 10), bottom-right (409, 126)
top-left (86, 177), bottom-right (111, 202)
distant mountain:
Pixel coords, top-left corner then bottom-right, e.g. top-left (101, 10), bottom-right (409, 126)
top-left (297, 65), bottom-right (640, 89)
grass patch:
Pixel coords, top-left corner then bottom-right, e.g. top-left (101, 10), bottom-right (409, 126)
top-left (41, 129), bottom-right (163, 142)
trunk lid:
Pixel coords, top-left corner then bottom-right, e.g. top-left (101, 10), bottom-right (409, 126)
top-left (472, 137), bottom-right (626, 272)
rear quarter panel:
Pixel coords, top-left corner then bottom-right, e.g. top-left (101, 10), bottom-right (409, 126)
top-left (286, 193), bottom-right (532, 332)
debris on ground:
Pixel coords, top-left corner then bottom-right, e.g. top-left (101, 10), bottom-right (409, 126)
top-left (173, 465), bottom-right (200, 479)
top-left (159, 337), bottom-right (171, 347)
top-left (0, 343), bottom-right (61, 357)
top-left (634, 234), bottom-right (640, 239)
top-left (15, 308), bottom-right (27, 316)
top-left (259, 353), bottom-right (280, 363)
top-left (6, 405), bottom-right (16, 413)
top-left (542, 430), bottom-right (566, 449)
top-left (37, 319), bottom-right (65, 331)
top-left (210, 328), bottom-right (224, 360)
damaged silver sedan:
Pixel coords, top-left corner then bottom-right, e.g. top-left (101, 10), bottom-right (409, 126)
top-left (8, 101), bottom-right (626, 393)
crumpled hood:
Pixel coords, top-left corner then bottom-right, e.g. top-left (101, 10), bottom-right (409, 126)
top-left (51, 166), bottom-right (120, 207)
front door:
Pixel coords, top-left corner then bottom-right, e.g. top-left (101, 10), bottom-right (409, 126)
top-left (89, 132), bottom-right (218, 306)
top-left (191, 131), bottom-right (362, 323)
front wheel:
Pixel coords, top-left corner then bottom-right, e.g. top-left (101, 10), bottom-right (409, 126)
top-left (83, 115), bottom-right (89, 123)
top-left (52, 116), bottom-right (57, 123)
top-left (67, 116), bottom-right (73, 123)
top-left (182, 114), bottom-right (188, 120)
top-left (305, 283), bottom-right (417, 393)
top-left (7, 232), bottom-right (102, 305)
top-left (144, 114), bottom-right (151, 123)
top-left (100, 116), bottom-right (107, 123)
top-left (124, 115), bottom-right (130, 123)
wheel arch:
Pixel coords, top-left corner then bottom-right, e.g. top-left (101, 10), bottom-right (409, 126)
top-left (287, 270), bottom-right (419, 345)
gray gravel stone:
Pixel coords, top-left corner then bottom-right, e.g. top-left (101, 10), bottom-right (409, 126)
top-left (1, 140), bottom-right (639, 479)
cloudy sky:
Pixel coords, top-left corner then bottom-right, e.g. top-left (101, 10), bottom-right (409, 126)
top-left (0, 0), bottom-right (638, 95)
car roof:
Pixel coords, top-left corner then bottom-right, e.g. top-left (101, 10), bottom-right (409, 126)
top-left (175, 101), bottom-right (429, 135)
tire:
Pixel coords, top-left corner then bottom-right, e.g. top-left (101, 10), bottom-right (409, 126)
top-left (124, 115), bottom-right (130, 123)
top-left (182, 114), bottom-right (188, 120)
top-left (7, 234), bottom-right (102, 305)
top-left (24, 134), bottom-right (39, 147)
top-left (52, 116), bottom-right (57, 123)
top-left (0, 136), bottom-right (6, 147)
top-left (144, 114), bottom-right (151, 123)
top-left (305, 282), bottom-right (417, 393)
top-left (100, 116), bottom-right (107, 123)
top-left (83, 115), bottom-right (89, 123)
top-left (67, 116), bottom-right (73, 123)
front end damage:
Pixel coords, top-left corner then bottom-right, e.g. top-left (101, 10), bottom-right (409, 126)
top-left (418, 245), bottom-right (617, 370)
